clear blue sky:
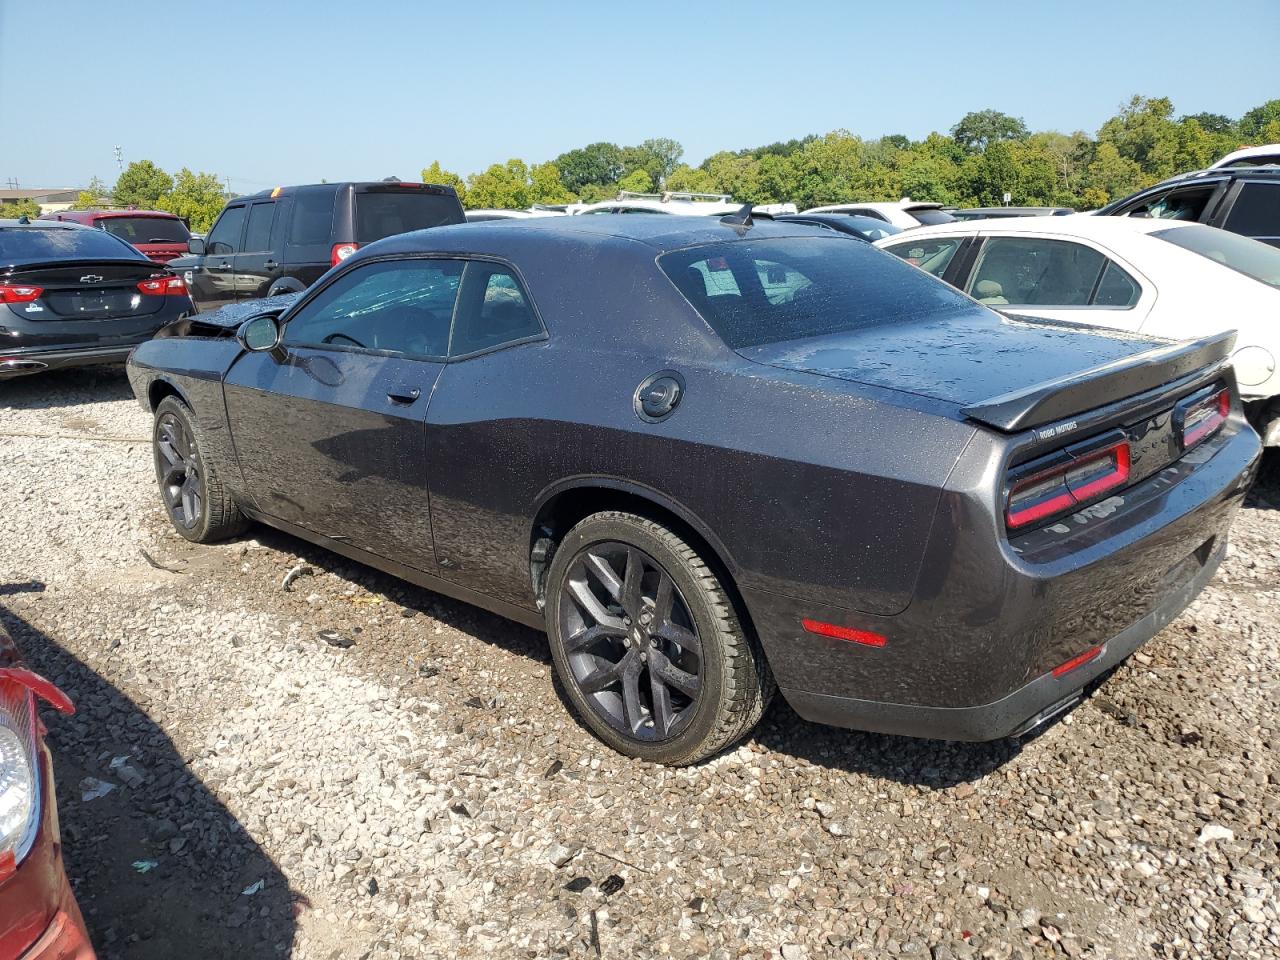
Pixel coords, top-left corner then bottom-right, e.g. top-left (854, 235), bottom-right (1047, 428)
top-left (2, 0), bottom-right (1276, 192)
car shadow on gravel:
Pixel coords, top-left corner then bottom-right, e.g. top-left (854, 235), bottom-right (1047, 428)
top-left (0, 365), bottom-right (134, 411)
top-left (0, 599), bottom-right (296, 960)
top-left (1246, 452), bottom-right (1280, 510)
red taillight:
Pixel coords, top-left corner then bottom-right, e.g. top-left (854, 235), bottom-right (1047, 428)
top-left (1178, 386), bottom-right (1229, 450)
top-left (331, 243), bottom-right (358, 266)
top-left (1051, 645), bottom-right (1103, 678)
top-left (1006, 436), bottom-right (1131, 530)
top-left (0, 283), bottom-right (43, 304)
top-left (137, 275), bottom-right (187, 297)
top-left (801, 619), bottom-right (887, 647)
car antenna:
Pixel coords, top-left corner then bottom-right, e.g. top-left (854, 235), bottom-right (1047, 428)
top-left (720, 203), bottom-right (754, 228)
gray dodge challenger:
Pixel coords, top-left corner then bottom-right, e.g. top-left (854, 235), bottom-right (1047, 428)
top-left (126, 213), bottom-right (1260, 764)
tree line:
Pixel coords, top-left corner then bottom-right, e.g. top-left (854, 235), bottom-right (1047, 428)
top-left (3, 95), bottom-right (1277, 227)
top-left (427, 95), bottom-right (1280, 211)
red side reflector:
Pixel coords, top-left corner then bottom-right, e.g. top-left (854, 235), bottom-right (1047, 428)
top-left (0, 282), bottom-right (43, 303)
top-left (331, 242), bottom-right (358, 266)
top-left (1051, 645), bottom-right (1102, 678)
top-left (801, 619), bottom-right (887, 647)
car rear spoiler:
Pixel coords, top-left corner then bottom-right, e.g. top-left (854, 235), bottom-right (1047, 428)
top-left (961, 330), bottom-right (1236, 433)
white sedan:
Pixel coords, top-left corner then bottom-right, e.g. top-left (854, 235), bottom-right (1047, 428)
top-left (874, 216), bottom-right (1280, 443)
top-left (801, 200), bottom-right (955, 229)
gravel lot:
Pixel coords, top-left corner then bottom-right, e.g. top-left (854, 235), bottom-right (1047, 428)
top-left (1, 365), bottom-right (1277, 960)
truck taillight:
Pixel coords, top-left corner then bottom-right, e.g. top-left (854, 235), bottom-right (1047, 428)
top-left (1006, 434), bottom-right (1131, 530)
top-left (1176, 386), bottom-right (1229, 450)
top-left (137, 275), bottom-right (187, 296)
top-left (0, 283), bottom-right (43, 304)
top-left (331, 243), bottom-right (358, 266)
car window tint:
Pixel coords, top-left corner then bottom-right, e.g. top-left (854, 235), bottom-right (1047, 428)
top-left (660, 237), bottom-right (977, 350)
top-left (1092, 260), bottom-right (1140, 307)
top-left (882, 237), bottom-right (962, 278)
top-left (0, 226), bottom-right (145, 262)
top-left (1124, 187), bottom-right (1214, 222)
top-left (965, 237), bottom-right (1105, 307)
top-left (1223, 183), bottom-right (1280, 239)
top-left (98, 217), bottom-right (189, 243)
top-left (283, 258), bottom-right (464, 358)
top-left (910, 209), bottom-right (956, 226)
top-left (288, 186), bottom-right (336, 246)
top-left (354, 190), bottom-right (461, 244)
top-left (242, 202), bottom-right (276, 254)
top-left (449, 262), bottom-right (541, 356)
top-left (206, 205), bottom-right (246, 255)
top-left (1153, 224), bottom-right (1280, 289)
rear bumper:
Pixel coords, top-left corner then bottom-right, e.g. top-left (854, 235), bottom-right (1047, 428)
top-left (783, 536), bottom-right (1224, 740)
top-left (0, 346), bottom-right (134, 379)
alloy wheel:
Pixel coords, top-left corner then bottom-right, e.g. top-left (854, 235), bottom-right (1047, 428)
top-left (559, 541), bottom-right (703, 741)
top-left (155, 412), bottom-right (204, 530)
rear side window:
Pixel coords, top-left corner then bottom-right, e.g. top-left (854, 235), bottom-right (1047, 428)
top-left (1223, 183), bottom-right (1280, 239)
top-left (283, 258), bottom-right (464, 358)
top-left (882, 237), bottom-right (963, 278)
top-left (243, 202), bottom-right (276, 253)
top-left (98, 217), bottom-right (190, 243)
top-left (0, 226), bottom-right (144, 263)
top-left (355, 189), bottom-right (464, 243)
top-left (206, 205), bottom-right (246, 255)
top-left (965, 237), bottom-right (1105, 306)
top-left (449, 262), bottom-right (542, 356)
top-left (1093, 261), bottom-right (1141, 307)
top-left (288, 186), bottom-right (337, 247)
top-left (659, 237), bottom-right (976, 350)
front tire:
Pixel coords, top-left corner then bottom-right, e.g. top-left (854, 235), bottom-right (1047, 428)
top-left (545, 511), bottom-right (772, 765)
top-left (153, 395), bottom-right (249, 543)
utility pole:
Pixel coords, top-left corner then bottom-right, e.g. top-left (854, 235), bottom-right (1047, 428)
top-left (114, 146), bottom-right (123, 172)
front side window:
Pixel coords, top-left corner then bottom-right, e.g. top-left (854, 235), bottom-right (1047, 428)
top-left (283, 258), bottom-right (464, 358)
top-left (449, 262), bottom-right (542, 356)
top-left (206, 205), bottom-right (246, 255)
top-left (659, 236), bottom-right (976, 350)
top-left (965, 237), bottom-right (1106, 307)
top-left (1122, 187), bottom-right (1214, 222)
top-left (882, 237), bottom-right (963, 278)
top-left (1154, 224), bottom-right (1280, 289)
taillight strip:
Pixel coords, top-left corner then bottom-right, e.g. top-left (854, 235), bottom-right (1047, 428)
top-left (1178, 387), bottom-right (1229, 450)
top-left (1006, 436), bottom-right (1131, 530)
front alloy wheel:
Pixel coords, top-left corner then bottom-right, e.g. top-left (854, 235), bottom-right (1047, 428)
top-left (155, 410), bottom-right (204, 530)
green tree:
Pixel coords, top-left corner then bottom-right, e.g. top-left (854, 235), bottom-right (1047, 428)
top-left (72, 176), bottom-right (111, 210)
top-left (1238, 99), bottom-right (1280, 140)
top-left (553, 142), bottom-right (624, 194)
top-left (1083, 141), bottom-right (1145, 204)
top-left (786, 131), bottom-right (865, 209)
top-left (664, 164), bottom-right (717, 195)
top-left (1097, 95), bottom-right (1180, 180)
top-left (617, 168), bottom-right (654, 194)
top-left (465, 160), bottom-right (533, 210)
top-left (1181, 112), bottom-right (1234, 135)
top-left (158, 169), bottom-right (227, 232)
top-left (951, 109), bottom-right (1030, 153)
top-left (0, 198), bottom-right (41, 219)
top-left (528, 162), bottom-right (574, 204)
top-left (421, 161), bottom-right (467, 206)
top-left (112, 159), bottom-right (173, 209)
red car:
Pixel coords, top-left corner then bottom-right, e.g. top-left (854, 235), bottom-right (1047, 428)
top-left (0, 624), bottom-right (94, 960)
top-left (38, 210), bottom-right (191, 264)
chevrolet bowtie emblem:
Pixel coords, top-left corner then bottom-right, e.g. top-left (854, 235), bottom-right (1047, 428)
top-left (80, 274), bottom-right (103, 283)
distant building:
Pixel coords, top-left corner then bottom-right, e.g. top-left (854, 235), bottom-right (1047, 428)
top-left (0, 187), bottom-right (86, 213)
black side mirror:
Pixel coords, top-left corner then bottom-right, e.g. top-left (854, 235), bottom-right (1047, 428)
top-left (187, 237), bottom-right (206, 255)
top-left (237, 314), bottom-right (281, 353)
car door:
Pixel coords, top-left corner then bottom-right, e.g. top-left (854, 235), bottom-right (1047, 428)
top-left (223, 256), bottom-right (464, 572)
top-left (232, 199), bottom-right (280, 299)
top-left (959, 234), bottom-right (1151, 331)
top-left (192, 204), bottom-right (246, 310)
top-left (424, 260), bottom-right (548, 606)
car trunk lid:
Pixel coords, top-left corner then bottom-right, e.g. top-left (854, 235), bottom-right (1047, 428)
top-left (7, 259), bottom-right (171, 320)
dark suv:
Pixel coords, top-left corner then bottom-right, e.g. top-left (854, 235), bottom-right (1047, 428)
top-left (171, 181), bottom-right (465, 311)
top-left (1097, 165), bottom-right (1280, 248)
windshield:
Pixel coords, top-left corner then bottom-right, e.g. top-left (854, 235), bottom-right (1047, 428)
top-left (0, 227), bottom-right (145, 264)
top-left (1153, 225), bottom-right (1280, 289)
top-left (99, 216), bottom-right (190, 244)
top-left (910, 209), bottom-right (956, 226)
top-left (659, 236), bottom-right (977, 350)
top-left (354, 190), bottom-right (462, 243)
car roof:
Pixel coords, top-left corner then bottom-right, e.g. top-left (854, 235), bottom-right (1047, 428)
top-left (1210, 143), bottom-right (1280, 168)
top-left (360, 212), bottom-right (831, 259)
top-left (881, 213), bottom-right (1200, 241)
top-left (0, 219), bottom-right (86, 230)
top-left (237, 181), bottom-right (458, 200)
top-left (803, 201), bottom-right (942, 214)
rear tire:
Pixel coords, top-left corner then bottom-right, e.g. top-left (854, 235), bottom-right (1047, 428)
top-left (153, 395), bottom-right (249, 543)
top-left (545, 511), bottom-right (772, 765)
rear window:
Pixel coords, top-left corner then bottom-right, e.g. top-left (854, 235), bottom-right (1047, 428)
top-left (98, 216), bottom-right (190, 244)
top-left (1154, 224), bottom-right (1280, 289)
top-left (910, 209), bottom-right (956, 226)
top-left (659, 237), bottom-right (976, 350)
top-left (0, 227), bottom-right (144, 264)
top-left (354, 190), bottom-right (462, 244)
